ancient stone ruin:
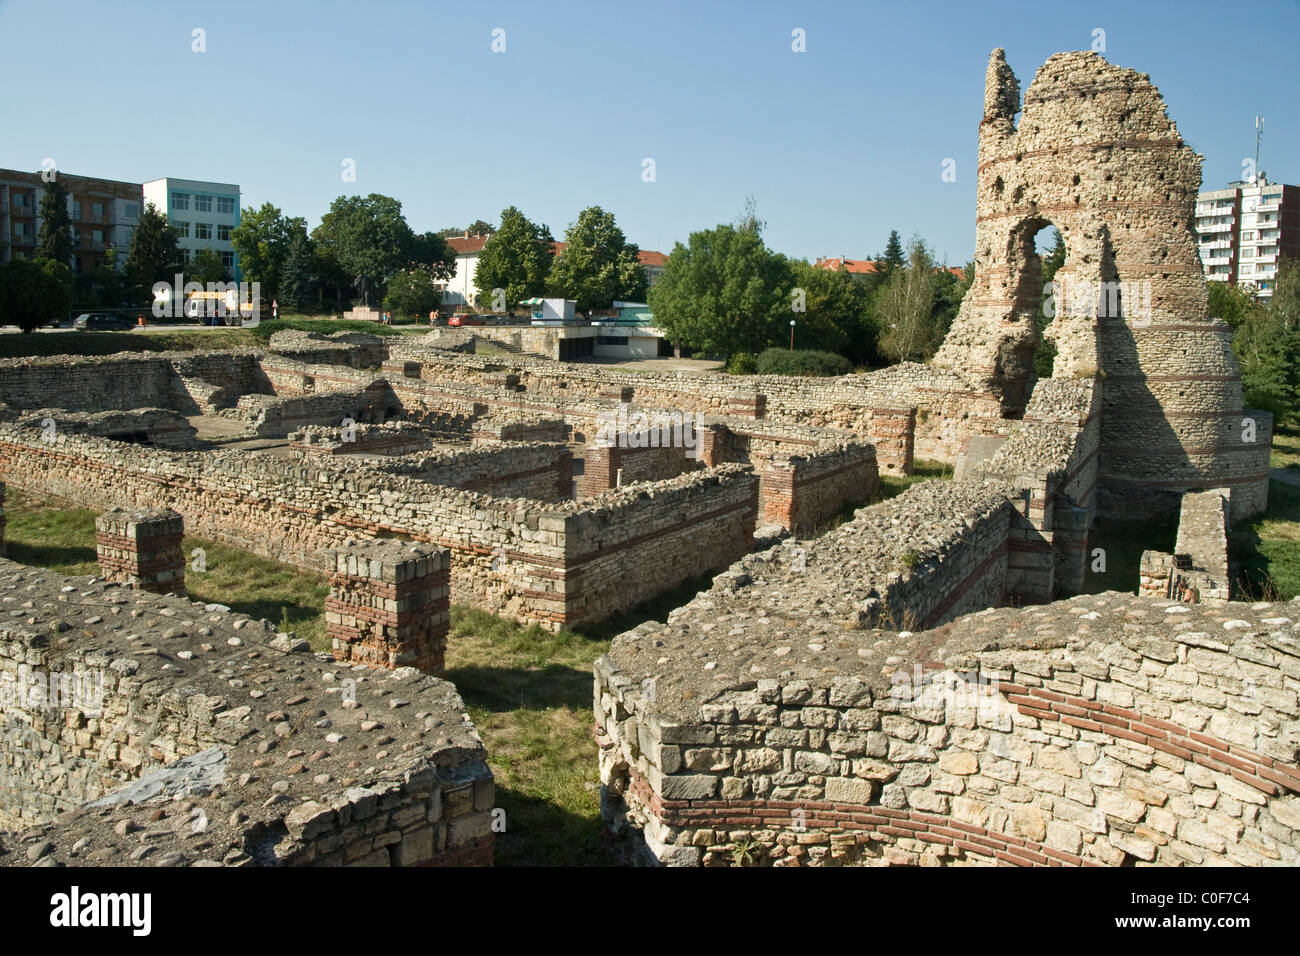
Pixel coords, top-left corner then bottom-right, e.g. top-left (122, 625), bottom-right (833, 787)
top-left (0, 49), bottom-right (1294, 868)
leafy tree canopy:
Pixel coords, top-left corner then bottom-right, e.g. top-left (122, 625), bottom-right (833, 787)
top-left (474, 206), bottom-right (554, 314)
top-left (547, 206), bottom-right (647, 315)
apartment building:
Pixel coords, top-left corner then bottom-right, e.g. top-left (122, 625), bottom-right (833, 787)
top-left (142, 177), bottom-right (242, 280)
top-left (1195, 177), bottom-right (1300, 298)
top-left (0, 168), bottom-right (142, 275)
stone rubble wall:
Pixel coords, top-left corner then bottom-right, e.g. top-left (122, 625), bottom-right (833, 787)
top-left (0, 427), bottom-right (754, 630)
top-left (362, 442), bottom-right (574, 503)
top-left (0, 559), bottom-right (494, 865)
top-left (757, 443), bottom-right (880, 535)
top-left (594, 593), bottom-right (1300, 866)
top-left (289, 421), bottom-right (434, 457)
top-left (12, 407), bottom-right (199, 449)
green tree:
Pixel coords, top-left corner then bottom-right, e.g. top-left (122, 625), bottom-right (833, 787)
top-left (123, 202), bottom-right (182, 301)
top-left (547, 206), bottom-right (647, 316)
top-left (89, 244), bottom-right (128, 307)
top-left (230, 203), bottom-right (305, 303)
top-left (0, 257), bottom-right (74, 332)
top-left (188, 249), bottom-right (231, 284)
top-left (787, 259), bottom-right (875, 359)
top-left (474, 207), bottom-right (555, 314)
top-left (881, 230), bottom-right (905, 272)
top-left (383, 265), bottom-right (442, 318)
top-left (312, 194), bottom-right (441, 306)
top-left (279, 230), bottom-right (319, 312)
top-left (437, 219), bottom-right (496, 239)
top-left (876, 236), bottom-right (943, 362)
top-left (1208, 279), bottom-right (1257, 329)
top-left (648, 223), bottom-right (793, 355)
top-left (37, 176), bottom-right (73, 265)
top-left (1032, 228), bottom-right (1067, 377)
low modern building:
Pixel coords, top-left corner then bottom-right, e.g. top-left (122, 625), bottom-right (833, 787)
top-left (142, 177), bottom-right (242, 280)
top-left (1196, 176), bottom-right (1300, 298)
top-left (0, 168), bottom-right (142, 276)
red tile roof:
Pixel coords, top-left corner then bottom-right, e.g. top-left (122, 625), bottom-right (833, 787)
top-left (638, 250), bottom-right (668, 267)
top-left (445, 235), bottom-right (490, 255)
top-left (815, 258), bottom-right (966, 279)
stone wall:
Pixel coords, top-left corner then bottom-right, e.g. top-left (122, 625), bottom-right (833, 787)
top-left (0, 427), bottom-right (754, 630)
top-left (1139, 489), bottom-right (1232, 604)
top-left (757, 443), bottom-right (879, 535)
top-left (595, 592), bottom-right (1300, 866)
top-left (290, 421), bottom-right (433, 457)
top-left (0, 559), bottom-right (494, 865)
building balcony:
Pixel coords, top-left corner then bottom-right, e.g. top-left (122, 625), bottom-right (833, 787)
top-left (1199, 222), bottom-right (1234, 233)
top-left (1202, 256), bottom-right (1232, 267)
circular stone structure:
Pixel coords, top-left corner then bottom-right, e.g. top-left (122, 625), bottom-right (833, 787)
top-left (933, 49), bottom-right (1270, 520)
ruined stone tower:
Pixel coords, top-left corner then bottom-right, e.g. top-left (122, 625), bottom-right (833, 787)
top-left (933, 49), bottom-right (1270, 520)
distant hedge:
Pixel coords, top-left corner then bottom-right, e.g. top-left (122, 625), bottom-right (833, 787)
top-left (754, 347), bottom-right (852, 377)
top-left (249, 319), bottom-right (400, 343)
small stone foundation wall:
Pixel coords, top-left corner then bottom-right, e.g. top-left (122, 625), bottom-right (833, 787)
top-left (0, 559), bottom-right (494, 865)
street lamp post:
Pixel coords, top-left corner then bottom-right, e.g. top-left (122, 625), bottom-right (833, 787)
top-left (789, 319), bottom-right (796, 350)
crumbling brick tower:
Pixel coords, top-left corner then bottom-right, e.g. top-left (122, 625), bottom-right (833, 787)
top-left (933, 49), bottom-right (1270, 520)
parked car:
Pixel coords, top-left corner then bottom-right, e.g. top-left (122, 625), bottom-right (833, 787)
top-left (447, 313), bottom-right (485, 327)
top-left (73, 313), bottom-right (134, 331)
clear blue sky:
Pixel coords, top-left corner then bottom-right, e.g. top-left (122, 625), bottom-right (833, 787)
top-left (2, 0), bottom-right (1296, 264)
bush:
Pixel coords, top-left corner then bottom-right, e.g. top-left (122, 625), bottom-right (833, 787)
top-left (249, 319), bottom-right (400, 344)
top-left (754, 347), bottom-right (851, 377)
top-left (725, 352), bottom-right (757, 375)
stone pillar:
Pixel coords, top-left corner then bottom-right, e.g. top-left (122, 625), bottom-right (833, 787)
top-left (0, 481), bottom-right (6, 557)
top-left (582, 442), bottom-right (620, 496)
top-left (869, 407), bottom-right (916, 476)
top-left (326, 541), bottom-right (450, 672)
top-left (95, 507), bottom-right (186, 595)
top-left (696, 424), bottom-right (730, 468)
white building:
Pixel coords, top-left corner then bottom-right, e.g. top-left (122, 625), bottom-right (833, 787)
top-left (142, 177), bottom-right (242, 280)
top-left (1195, 176), bottom-right (1299, 299)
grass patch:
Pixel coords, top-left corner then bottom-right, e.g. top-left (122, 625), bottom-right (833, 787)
top-left (1231, 479), bottom-right (1300, 600)
top-left (0, 329), bottom-right (263, 358)
top-left (1270, 425), bottom-right (1300, 471)
top-left (248, 319), bottom-right (399, 344)
top-left (878, 458), bottom-right (953, 499)
top-left (1084, 514), bottom-right (1178, 595)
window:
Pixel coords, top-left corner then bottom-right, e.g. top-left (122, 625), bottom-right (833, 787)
top-left (71, 201), bottom-right (82, 220)
top-left (216, 196), bottom-right (235, 215)
top-left (13, 192), bottom-right (25, 208)
top-left (92, 229), bottom-right (104, 247)
top-left (597, 335), bottom-right (629, 346)
top-left (121, 202), bottom-right (139, 221)
top-left (174, 220), bottom-right (190, 238)
top-left (1241, 248), bottom-right (1255, 259)
top-left (92, 201), bottom-right (104, 218)
top-left (1241, 231), bottom-right (1254, 241)
top-left (1241, 263), bottom-right (1255, 274)
top-left (180, 248), bottom-right (190, 264)
top-left (195, 223), bottom-right (212, 240)
top-left (194, 195), bottom-right (212, 213)
top-left (219, 251), bottom-right (234, 269)
top-left (172, 192), bottom-right (190, 210)
top-left (217, 224), bottom-right (231, 241)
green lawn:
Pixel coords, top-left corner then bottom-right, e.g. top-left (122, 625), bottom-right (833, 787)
top-left (1270, 424), bottom-right (1300, 471)
top-left (1231, 479), bottom-right (1300, 600)
top-left (1083, 515), bottom-right (1178, 595)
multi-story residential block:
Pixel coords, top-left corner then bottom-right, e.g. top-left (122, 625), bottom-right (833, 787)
top-left (142, 177), bottom-right (242, 280)
top-left (1195, 176), bottom-right (1300, 298)
top-left (0, 168), bottom-right (142, 275)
